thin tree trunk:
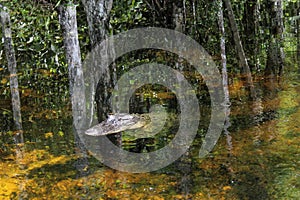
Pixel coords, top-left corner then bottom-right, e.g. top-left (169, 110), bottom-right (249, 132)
top-left (217, 0), bottom-right (238, 186)
top-left (265, 0), bottom-right (285, 82)
top-left (60, 4), bottom-right (89, 176)
top-left (298, 15), bottom-right (300, 77)
top-left (183, 0), bottom-right (187, 27)
top-left (276, 0), bottom-right (285, 79)
top-left (224, 0), bottom-right (256, 99)
top-left (81, 0), bottom-right (114, 123)
top-left (173, 3), bottom-right (193, 196)
top-left (218, 0), bottom-right (232, 153)
top-left (243, 0), bottom-right (260, 72)
top-left (298, 0), bottom-right (300, 68)
top-left (192, 0), bottom-right (196, 23)
top-left (81, 0), bottom-right (122, 149)
top-left (253, 1), bottom-right (261, 72)
top-left (0, 5), bottom-right (23, 143)
top-left (1, 5), bottom-right (27, 198)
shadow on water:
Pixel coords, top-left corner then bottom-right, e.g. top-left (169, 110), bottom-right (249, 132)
top-left (0, 73), bottom-right (300, 199)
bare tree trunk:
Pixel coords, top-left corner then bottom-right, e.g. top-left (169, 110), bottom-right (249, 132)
top-left (173, 3), bottom-right (193, 197)
top-left (224, 0), bottom-right (256, 99)
top-left (1, 5), bottom-right (28, 198)
top-left (265, 0), bottom-right (285, 82)
top-left (253, 1), bottom-right (261, 72)
top-left (298, 15), bottom-right (300, 77)
top-left (81, 0), bottom-right (122, 149)
top-left (0, 5), bottom-right (23, 143)
top-left (298, 0), bottom-right (300, 66)
top-left (218, 0), bottom-right (232, 153)
top-left (243, 0), bottom-right (260, 72)
top-left (217, 0), bottom-right (238, 186)
top-left (276, 0), bottom-right (285, 79)
top-left (192, 0), bottom-right (196, 27)
top-left (81, 0), bottom-right (113, 49)
top-left (60, 4), bottom-right (89, 177)
top-left (81, 0), bottom-right (115, 122)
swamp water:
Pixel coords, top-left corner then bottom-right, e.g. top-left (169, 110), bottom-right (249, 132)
top-left (0, 72), bottom-right (299, 199)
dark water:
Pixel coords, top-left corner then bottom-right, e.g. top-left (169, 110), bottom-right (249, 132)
top-left (0, 72), bottom-right (300, 199)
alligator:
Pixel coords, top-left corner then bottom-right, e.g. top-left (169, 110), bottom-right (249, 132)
top-left (85, 113), bottom-right (152, 136)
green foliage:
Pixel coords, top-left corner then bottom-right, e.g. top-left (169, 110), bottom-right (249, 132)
top-left (0, 1), bottom-right (65, 105)
top-left (0, 0), bottom-right (90, 111)
top-left (109, 0), bottom-right (148, 34)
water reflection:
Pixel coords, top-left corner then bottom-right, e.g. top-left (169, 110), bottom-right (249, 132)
top-left (0, 74), bottom-right (300, 199)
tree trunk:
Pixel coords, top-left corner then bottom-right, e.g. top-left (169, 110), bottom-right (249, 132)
top-left (0, 6), bottom-right (23, 144)
top-left (60, 4), bottom-right (89, 176)
top-left (265, 0), bottom-right (285, 81)
top-left (1, 5), bottom-right (27, 198)
top-left (243, 0), bottom-right (260, 72)
top-left (218, 0), bottom-right (232, 153)
top-left (276, 0), bottom-right (285, 78)
top-left (81, 0), bottom-right (115, 123)
top-left (294, 1), bottom-right (300, 77)
top-left (298, 15), bottom-right (300, 77)
top-left (81, 0), bottom-right (113, 49)
top-left (223, 0), bottom-right (256, 99)
top-left (173, 2), bottom-right (193, 196)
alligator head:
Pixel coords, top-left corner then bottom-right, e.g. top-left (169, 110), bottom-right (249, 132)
top-left (85, 113), bottom-right (151, 136)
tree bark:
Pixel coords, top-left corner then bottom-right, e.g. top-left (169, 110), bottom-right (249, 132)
top-left (276, 0), bottom-right (285, 78)
top-left (265, 0), bottom-right (285, 81)
top-left (0, 5), bottom-right (23, 143)
top-left (1, 5), bottom-right (27, 198)
top-left (81, 0), bottom-right (113, 48)
top-left (60, 4), bottom-right (86, 132)
top-left (218, 0), bottom-right (232, 153)
top-left (224, 0), bottom-right (256, 99)
top-left (298, 14), bottom-right (300, 77)
top-left (60, 4), bottom-right (89, 176)
top-left (81, 0), bottom-right (115, 123)
top-left (243, 0), bottom-right (260, 72)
